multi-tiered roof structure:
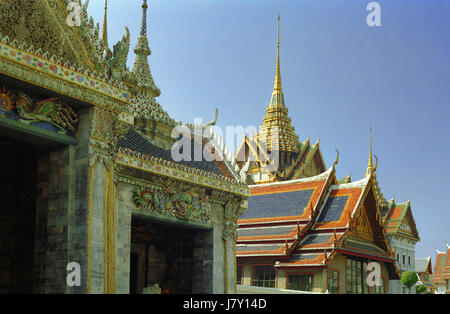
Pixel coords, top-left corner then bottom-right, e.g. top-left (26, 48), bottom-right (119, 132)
top-left (235, 15), bottom-right (420, 294)
top-left (236, 16), bottom-right (326, 184)
top-left (0, 0), bottom-right (249, 294)
top-left (433, 245), bottom-right (450, 293)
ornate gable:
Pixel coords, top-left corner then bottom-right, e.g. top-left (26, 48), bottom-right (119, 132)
top-left (348, 183), bottom-right (391, 253)
top-left (0, 0), bottom-right (88, 68)
top-left (352, 204), bottom-right (374, 241)
top-left (0, 0), bottom-right (131, 82)
top-left (400, 205), bottom-right (420, 240)
top-left (383, 200), bottom-right (420, 241)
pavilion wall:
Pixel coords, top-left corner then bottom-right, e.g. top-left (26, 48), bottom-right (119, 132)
top-left (34, 109), bottom-right (91, 293)
top-left (114, 182), bottom-right (235, 294)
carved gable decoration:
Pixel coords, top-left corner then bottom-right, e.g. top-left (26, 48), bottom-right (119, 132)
top-left (399, 208), bottom-right (419, 239)
top-left (133, 185), bottom-right (211, 224)
top-left (0, 0), bottom-right (82, 67)
top-left (0, 0), bottom-right (132, 82)
top-left (352, 205), bottom-right (374, 241)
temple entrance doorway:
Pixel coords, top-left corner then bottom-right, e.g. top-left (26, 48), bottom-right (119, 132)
top-left (130, 216), bottom-right (213, 294)
top-left (0, 137), bottom-right (39, 293)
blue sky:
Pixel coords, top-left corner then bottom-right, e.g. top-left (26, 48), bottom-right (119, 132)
top-left (88, 0), bottom-right (449, 260)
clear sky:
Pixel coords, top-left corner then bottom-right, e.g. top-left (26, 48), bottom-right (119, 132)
top-left (87, 0), bottom-right (449, 261)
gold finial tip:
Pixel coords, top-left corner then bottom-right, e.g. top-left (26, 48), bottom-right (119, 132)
top-left (333, 148), bottom-right (339, 167)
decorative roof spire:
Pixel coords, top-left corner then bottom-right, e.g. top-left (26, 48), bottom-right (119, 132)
top-left (124, 0), bottom-right (173, 123)
top-left (333, 149), bottom-right (340, 168)
top-left (140, 0), bottom-right (148, 37)
top-left (273, 13), bottom-right (282, 92)
top-left (132, 0), bottom-right (160, 97)
top-left (366, 127), bottom-right (374, 177)
top-left (101, 0), bottom-right (108, 48)
top-left (258, 14), bottom-right (300, 154)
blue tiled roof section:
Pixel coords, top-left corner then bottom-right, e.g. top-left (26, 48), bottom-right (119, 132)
top-left (317, 195), bottom-right (349, 223)
top-left (236, 245), bottom-right (281, 252)
top-left (238, 226), bottom-right (295, 238)
top-left (345, 240), bottom-right (384, 254)
top-left (240, 189), bottom-right (314, 220)
top-left (118, 129), bottom-right (229, 177)
top-left (288, 253), bottom-right (320, 262)
top-left (300, 233), bottom-right (332, 246)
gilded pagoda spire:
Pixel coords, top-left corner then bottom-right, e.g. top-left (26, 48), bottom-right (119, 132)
top-left (258, 14), bottom-right (299, 154)
top-left (273, 14), bottom-right (282, 92)
top-left (101, 0), bottom-right (108, 48)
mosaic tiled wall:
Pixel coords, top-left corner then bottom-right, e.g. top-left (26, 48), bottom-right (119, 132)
top-left (33, 109), bottom-right (91, 293)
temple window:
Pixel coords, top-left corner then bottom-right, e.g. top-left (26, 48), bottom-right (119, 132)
top-left (346, 257), bottom-right (368, 294)
top-left (236, 265), bottom-right (243, 285)
top-left (286, 273), bottom-right (313, 292)
top-left (251, 265), bottom-right (275, 288)
top-left (375, 278), bottom-right (385, 294)
top-left (327, 270), bottom-right (339, 294)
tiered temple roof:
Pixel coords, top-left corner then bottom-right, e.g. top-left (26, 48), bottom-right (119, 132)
top-left (236, 165), bottom-right (399, 277)
top-left (381, 199), bottom-right (420, 241)
top-left (433, 246), bottom-right (450, 285)
top-left (235, 16), bottom-right (326, 183)
top-left (114, 1), bottom-right (248, 195)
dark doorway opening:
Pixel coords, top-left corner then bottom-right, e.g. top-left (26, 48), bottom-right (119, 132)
top-left (130, 216), bottom-right (213, 294)
top-left (0, 137), bottom-right (39, 293)
top-left (129, 252), bottom-right (140, 295)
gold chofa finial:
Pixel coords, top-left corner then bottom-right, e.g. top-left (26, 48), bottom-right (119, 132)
top-left (273, 14), bottom-right (282, 92)
top-left (333, 148), bottom-right (339, 167)
top-left (101, 0), bottom-right (108, 48)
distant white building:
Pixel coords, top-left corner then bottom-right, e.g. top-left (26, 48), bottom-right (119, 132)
top-left (415, 256), bottom-right (434, 293)
top-left (381, 200), bottom-right (420, 294)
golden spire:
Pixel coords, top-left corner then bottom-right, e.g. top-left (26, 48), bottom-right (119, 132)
top-left (101, 0), bottom-right (108, 48)
top-left (366, 127), bottom-right (374, 177)
top-left (258, 14), bottom-right (299, 157)
top-left (273, 13), bottom-right (282, 91)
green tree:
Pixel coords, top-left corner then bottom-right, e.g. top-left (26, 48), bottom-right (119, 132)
top-left (401, 271), bottom-right (418, 294)
top-left (416, 284), bottom-right (427, 294)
